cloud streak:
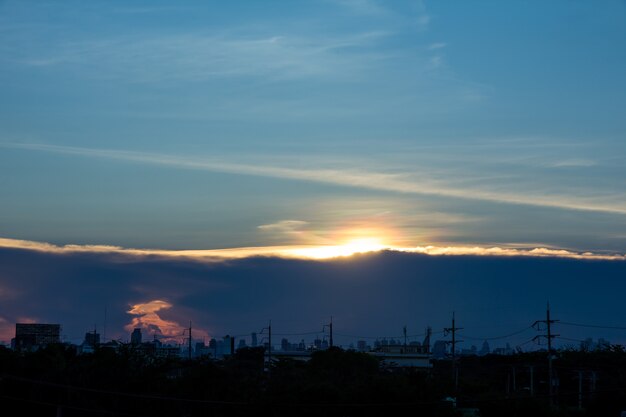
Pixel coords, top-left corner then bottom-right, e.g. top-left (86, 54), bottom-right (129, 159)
top-left (6, 31), bottom-right (391, 82)
top-left (3, 142), bottom-right (626, 216)
top-left (0, 236), bottom-right (624, 262)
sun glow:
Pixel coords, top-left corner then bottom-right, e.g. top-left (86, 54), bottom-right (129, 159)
top-left (285, 237), bottom-right (389, 259)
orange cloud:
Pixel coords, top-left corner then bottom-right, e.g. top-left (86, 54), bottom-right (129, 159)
top-left (125, 299), bottom-right (209, 344)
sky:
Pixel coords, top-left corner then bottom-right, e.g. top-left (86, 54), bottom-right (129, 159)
top-left (0, 0), bottom-right (625, 348)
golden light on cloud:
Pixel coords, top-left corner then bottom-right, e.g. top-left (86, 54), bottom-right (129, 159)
top-left (285, 237), bottom-right (388, 259)
top-left (1, 236), bottom-right (625, 262)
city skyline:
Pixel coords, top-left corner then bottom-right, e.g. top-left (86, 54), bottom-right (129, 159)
top-left (1, 1), bottom-right (625, 358)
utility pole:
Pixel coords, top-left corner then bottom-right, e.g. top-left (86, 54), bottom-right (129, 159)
top-left (103, 305), bottom-right (107, 343)
top-left (529, 365), bottom-right (534, 397)
top-left (533, 303), bottom-right (559, 405)
top-left (403, 325), bottom-right (407, 349)
top-left (188, 321), bottom-right (192, 360)
top-left (261, 321), bottom-right (272, 377)
top-left (323, 317), bottom-right (334, 348)
top-left (444, 312), bottom-right (463, 390)
top-left (511, 365), bottom-right (516, 392)
top-left (268, 321), bottom-right (272, 376)
top-left (578, 370), bottom-right (583, 410)
top-left (329, 317), bottom-right (333, 348)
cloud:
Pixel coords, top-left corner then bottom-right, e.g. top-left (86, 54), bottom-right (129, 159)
top-left (334, 0), bottom-right (389, 16)
top-left (428, 42), bottom-right (447, 50)
top-left (429, 55), bottom-right (443, 69)
top-left (417, 14), bottom-right (431, 29)
top-left (549, 159), bottom-right (597, 168)
top-left (3, 142), bottom-right (626, 216)
top-left (125, 299), bottom-right (208, 343)
top-left (7, 31), bottom-right (390, 82)
top-left (1, 244), bottom-right (626, 348)
top-left (0, 236), bottom-right (624, 262)
top-left (258, 220), bottom-right (309, 232)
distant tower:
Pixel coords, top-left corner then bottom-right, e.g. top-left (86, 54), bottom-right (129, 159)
top-left (84, 331), bottom-right (100, 347)
top-left (422, 326), bottom-right (432, 353)
top-left (131, 328), bottom-right (142, 345)
top-left (251, 332), bottom-right (258, 347)
top-left (479, 340), bottom-right (490, 356)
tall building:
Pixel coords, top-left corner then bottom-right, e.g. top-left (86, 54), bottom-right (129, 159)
top-left (131, 328), bottom-right (142, 345)
top-left (357, 340), bottom-right (368, 352)
top-left (432, 340), bottom-right (448, 359)
top-left (84, 331), bottom-right (100, 347)
top-left (251, 332), bottom-right (258, 347)
top-left (14, 323), bottom-right (61, 351)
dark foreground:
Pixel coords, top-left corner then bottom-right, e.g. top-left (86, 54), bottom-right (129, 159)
top-left (1, 345), bottom-right (626, 417)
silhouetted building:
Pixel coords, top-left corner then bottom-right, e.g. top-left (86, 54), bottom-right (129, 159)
top-left (131, 328), bottom-right (142, 345)
top-left (14, 323), bottom-right (61, 351)
top-left (79, 331), bottom-right (101, 354)
top-left (432, 340), bottom-right (448, 359)
top-left (357, 340), bottom-right (368, 352)
top-left (479, 340), bottom-right (490, 356)
top-left (251, 332), bottom-right (258, 347)
top-left (492, 343), bottom-right (514, 356)
top-left (461, 345), bottom-right (478, 356)
top-left (222, 335), bottom-right (234, 356)
top-left (314, 338), bottom-right (322, 349)
top-left (84, 331), bottom-right (100, 346)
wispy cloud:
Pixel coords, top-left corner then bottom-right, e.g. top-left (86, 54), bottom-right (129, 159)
top-left (6, 31), bottom-right (390, 82)
top-left (3, 142), bottom-right (626, 215)
top-left (428, 42), bottom-right (447, 50)
top-left (549, 159), bottom-right (597, 168)
top-left (258, 220), bottom-right (309, 233)
top-left (334, 0), bottom-right (390, 16)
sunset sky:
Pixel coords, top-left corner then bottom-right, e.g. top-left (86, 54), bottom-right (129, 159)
top-left (0, 1), bottom-right (625, 347)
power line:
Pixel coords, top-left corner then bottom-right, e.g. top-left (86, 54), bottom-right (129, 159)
top-left (560, 321), bottom-right (626, 330)
top-left (458, 326), bottom-right (534, 341)
top-left (272, 331), bottom-right (320, 336)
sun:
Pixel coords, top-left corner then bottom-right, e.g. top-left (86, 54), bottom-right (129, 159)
top-left (285, 237), bottom-right (389, 259)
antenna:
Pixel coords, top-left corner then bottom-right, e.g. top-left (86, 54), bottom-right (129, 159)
top-left (103, 305), bottom-right (107, 343)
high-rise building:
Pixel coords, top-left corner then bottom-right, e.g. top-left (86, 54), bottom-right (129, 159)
top-left (131, 328), bottom-right (142, 345)
top-left (479, 340), bottom-right (490, 356)
top-left (251, 332), bottom-right (258, 347)
top-left (432, 340), bottom-right (448, 359)
top-left (14, 323), bottom-right (61, 351)
top-left (84, 331), bottom-right (100, 346)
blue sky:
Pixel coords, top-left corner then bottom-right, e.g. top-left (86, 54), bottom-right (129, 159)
top-left (1, 0), bottom-right (625, 253)
top-left (0, 0), bottom-right (625, 346)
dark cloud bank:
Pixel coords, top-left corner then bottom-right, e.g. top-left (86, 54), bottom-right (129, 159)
top-left (0, 247), bottom-right (624, 348)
